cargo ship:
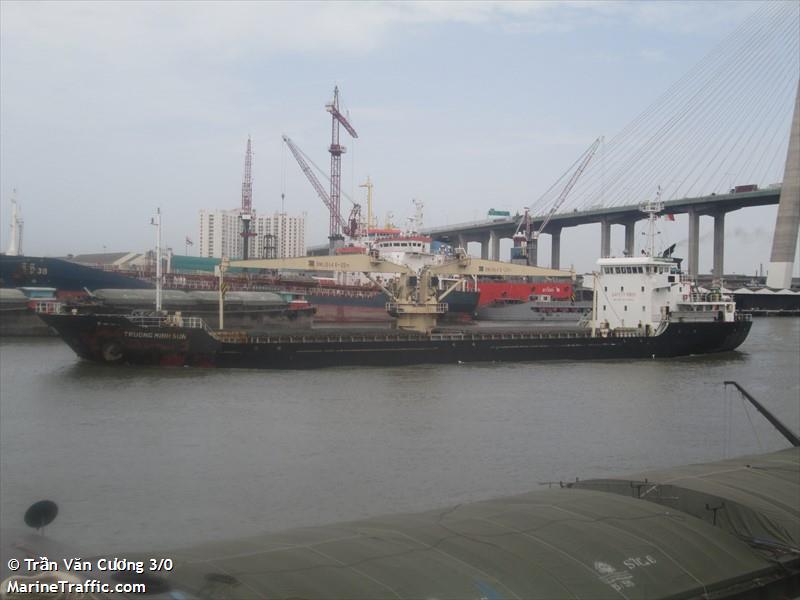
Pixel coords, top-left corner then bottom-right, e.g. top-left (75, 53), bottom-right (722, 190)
top-left (41, 243), bottom-right (752, 368)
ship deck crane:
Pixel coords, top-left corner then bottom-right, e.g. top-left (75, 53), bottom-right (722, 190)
top-left (282, 135), bottom-right (362, 242)
top-left (229, 253), bottom-right (573, 333)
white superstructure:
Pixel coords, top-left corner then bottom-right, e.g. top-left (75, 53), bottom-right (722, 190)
top-left (592, 195), bottom-right (737, 334)
top-left (594, 255), bottom-right (736, 333)
top-left (372, 236), bottom-right (454, 273)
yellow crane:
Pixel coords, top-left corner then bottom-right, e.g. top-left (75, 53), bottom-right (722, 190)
top-left (230, 252), bottom-right (574, 334)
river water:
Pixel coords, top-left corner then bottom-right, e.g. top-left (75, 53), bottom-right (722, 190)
top-left (1, 318), bottom-right (798, 556)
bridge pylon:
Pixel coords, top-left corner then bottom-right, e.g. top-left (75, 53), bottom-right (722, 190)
top-left (767, 81), bottom-right (800, 289)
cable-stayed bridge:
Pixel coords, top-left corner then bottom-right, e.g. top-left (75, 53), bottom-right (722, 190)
top-left (420, 2), bottom-right (799, 286)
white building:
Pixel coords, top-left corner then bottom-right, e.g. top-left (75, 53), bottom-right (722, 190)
top-left (199, 209), bottom-right (242, 259)
top-left (254, 212), bottom-right (306, 259)
top-left (199, 209), bottom-right (306, 259)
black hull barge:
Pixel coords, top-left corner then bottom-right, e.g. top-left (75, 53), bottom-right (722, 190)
top-left (40, 312), bottom-right (752, 369)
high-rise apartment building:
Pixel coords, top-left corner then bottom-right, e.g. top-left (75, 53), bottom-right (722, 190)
top-left (199, 209), bottom-right (306, 259)
top-left (254, 212), bottom-right (306, 259)
top-left (198, 209), bottom-right (242, 259)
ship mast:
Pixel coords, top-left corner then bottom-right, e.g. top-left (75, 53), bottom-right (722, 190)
top-left (639, 188), bottom-right (664, 257)
top-left (359, 176), bottom-right (374, 236)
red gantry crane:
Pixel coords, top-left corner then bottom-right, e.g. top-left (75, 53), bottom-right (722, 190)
top-left (239, 136), bottom-right (256, 260)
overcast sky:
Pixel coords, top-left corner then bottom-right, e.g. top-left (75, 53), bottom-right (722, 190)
top-left (1, 0), bottom-right (797, 275)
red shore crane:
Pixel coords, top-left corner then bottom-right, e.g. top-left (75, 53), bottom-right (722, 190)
top-left (240, 136), bottom-right (256, 259)
top-left (325, 86), bottom-right (358, 246)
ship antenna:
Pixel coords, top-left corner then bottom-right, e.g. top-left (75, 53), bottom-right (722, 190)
top-left (639, 187), bottom-right (664, 257)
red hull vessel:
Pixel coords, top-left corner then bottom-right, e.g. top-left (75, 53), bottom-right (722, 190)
top-left (471, 281), bottom-right (575, 306)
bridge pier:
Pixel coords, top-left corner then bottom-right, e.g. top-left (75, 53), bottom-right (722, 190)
top-left (551, 228), bottom-right (561, 270)
top-left (688, 208), bottom-right (700, 279)
top-left (624, 220), bottom-right (636, 256)
top-left (527, 239), bottom-right (538, 266)
top-left (489, 230), bottom-right (500, 261)
top-left (600, 220), bottom-right (611, 258)
top-left (713, 212), bottom-right (725, 283)
top-left (767, 81), bottom-right (800, 289)
top-left (480, 233), bottom-right (489, 260)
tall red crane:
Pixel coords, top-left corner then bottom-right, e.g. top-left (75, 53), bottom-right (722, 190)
top-left (240, 136), bottom-right (256, 259)
top-left (326, 86), bottom-right (358, 248)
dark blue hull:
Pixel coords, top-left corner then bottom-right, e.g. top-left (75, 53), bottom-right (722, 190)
top-left (0, 256), bottom-right (151, 291)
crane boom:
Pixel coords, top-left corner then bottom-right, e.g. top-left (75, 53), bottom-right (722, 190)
top-left (533, 137), bottom-right (602, 240)
top-left (282, 134), bottom-right (363, 239)
top-left (283, 135), bottom-right (348, 232)
top-left (428, 257), bottom-right (574, 279)
top-left (229, 254), bottom-right (412, 274)
top-left (326, 103), bottom-right (358, 139)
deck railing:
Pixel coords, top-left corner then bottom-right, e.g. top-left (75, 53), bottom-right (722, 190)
top-left (241, 328), bottom-right (600, 345)
top-left (124, 314), bottom-right (212, 332)
top-left (33, 301), bottom-right (63, 314)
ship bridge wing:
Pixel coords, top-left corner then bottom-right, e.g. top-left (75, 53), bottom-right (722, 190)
top-left (229, 255), bottom-right (414, 274)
